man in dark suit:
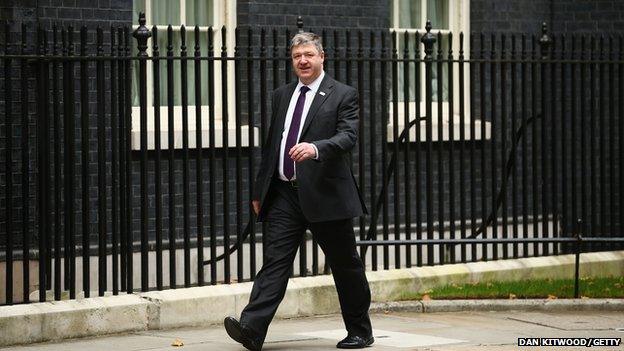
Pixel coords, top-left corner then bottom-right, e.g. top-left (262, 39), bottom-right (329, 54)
top-left (224, 32), bottom-right (373, 350)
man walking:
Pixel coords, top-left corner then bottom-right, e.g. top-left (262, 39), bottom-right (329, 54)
top-left (223, 32), bottom-right (374, 350)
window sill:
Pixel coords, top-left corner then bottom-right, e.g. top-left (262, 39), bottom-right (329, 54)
top-left (387, 116), bottom-right (491, 142)
top-left (131, 106), bottom-right (260, 150)
top-left (131, 125), bottom-right (260, 150)
top-left (386, 102), bottom-right (491, 142)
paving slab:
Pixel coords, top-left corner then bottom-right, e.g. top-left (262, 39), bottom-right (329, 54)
top-left (2, 309), bottom-right (622, 351)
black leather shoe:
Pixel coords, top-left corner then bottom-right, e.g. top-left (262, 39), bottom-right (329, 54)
top-left (223, 317), bottom-right (262, 351)
top-left (336, 335), bottom-right (375, 349)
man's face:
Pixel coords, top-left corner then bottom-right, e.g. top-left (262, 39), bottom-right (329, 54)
top-left (291, 43), bottom-right (324, 85)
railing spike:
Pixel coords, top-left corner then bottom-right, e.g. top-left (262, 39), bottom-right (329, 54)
top-left (297, 16), bottom-right (304, 33)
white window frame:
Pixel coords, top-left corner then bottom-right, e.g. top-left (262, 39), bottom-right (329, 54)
top-left (387, 0), bottom-right (491, 142)
top-left (131, 0), bottom-right (259, 150)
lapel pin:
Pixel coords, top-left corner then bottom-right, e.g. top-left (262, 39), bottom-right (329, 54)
top-left (319, 91), bottom-right (326, 96)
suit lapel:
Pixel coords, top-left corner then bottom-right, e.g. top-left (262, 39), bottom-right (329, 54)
top-left (300, 75), bottom-right (335, 138)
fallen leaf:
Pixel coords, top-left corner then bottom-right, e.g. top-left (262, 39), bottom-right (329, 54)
top-left (421, 294), bottom-right (431, 301)
top-left (172, 338), bottom-right (184, 347)
top-left (547, 294), bottom-right (557, 300)
top-left (509, 293), bottom-right (517, 300)
top-left (581, 296), bottom-right (590, 299)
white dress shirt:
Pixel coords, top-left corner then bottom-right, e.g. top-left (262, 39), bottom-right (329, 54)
top-left (277, 70), bottom-right (325, 181)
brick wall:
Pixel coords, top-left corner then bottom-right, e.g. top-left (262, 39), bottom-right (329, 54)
top-left (471, 0), bottom-right (624, 34)
top-left (9, 0), bottom-right (133, 28)
top-left (237, 0), bottom-right (389, 30)
top-left (552, 0), bottom-right (624, 33)
top-left (470, 0), bottom-right (552, 34)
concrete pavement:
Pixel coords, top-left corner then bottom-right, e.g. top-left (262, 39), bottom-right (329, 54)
top-left (2, 308), bottom-right (623, 350)
top-left (2, 251), bottom-right (623, 347)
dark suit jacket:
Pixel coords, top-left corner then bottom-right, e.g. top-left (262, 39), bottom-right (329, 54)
top-left (253, 74), bottom-right (367, 222)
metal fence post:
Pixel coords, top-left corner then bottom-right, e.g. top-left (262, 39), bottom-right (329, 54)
top-left (36, 26), bottom-right (51, 302)
top-left (538, 23), bottom-right (552, 255)
top-left (96, 26), bottom-right (107, 297)
top-left (5, 23), bottom-right (14, 305)
top-left (421, 21), bottom-right (436, 265)
top-left (574, 219), bottom-right (583, 298)
top-left (297, 16), bottom-right (304, 33)
top-left (152, 25), bottom-right (163, 291)
top-left (132, 12), bottom-right (151, 292)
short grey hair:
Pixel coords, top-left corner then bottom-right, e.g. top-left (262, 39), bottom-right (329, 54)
top-left (290, 32), bottom-right (324, 53)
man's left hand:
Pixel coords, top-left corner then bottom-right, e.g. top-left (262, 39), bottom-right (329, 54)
top-left (289, 142), bottom-right (317, 162)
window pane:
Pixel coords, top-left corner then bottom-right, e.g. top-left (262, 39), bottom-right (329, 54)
top-left (398, 0), bottom-right (421, 28)
top-left (427, 0), bottom-right (448, 29)
top-left (185, 30), bottom-right (209, 106)
top-left (133, 0), bottom-right (145, 24)
top-left (153, 29), bottom-right (209, 106)
top-left (397, 31), bottom-right (416, 101)
top-left (152, 0), bottom-right (181, 25)
top-left (131, 30), bottom-right (182, 107)
top-left (132, 43), bottom-right (139, 107)
top-left (395, 33), bottom-right (449, 102)
top-left (431, 33), bottom-right (449, 101)
top-left (157, 30), bottom-right (182, 106)
top-left (186, 0), bottom-right (213, 26)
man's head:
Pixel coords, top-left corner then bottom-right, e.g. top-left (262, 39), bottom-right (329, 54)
top-left (290, 32), bottom-right (324, 85)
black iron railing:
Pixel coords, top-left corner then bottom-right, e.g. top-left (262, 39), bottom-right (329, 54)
top-left (0, 15), bottom-right (623, 305)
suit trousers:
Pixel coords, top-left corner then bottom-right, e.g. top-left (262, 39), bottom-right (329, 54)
top-left (240, 179), bottom-right (373, 343)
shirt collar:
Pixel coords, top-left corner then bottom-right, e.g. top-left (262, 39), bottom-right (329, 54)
top-left (296, 70), bottom-right (325, 95)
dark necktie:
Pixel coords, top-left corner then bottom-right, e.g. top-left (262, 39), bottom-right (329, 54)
top-left (283, 85), bottom-right (311, 180)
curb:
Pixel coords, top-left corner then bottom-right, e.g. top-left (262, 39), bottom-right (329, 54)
top-left (371, 298), bottom-right (624, 314)
top-left (0, 294), bottom-right (151, 346)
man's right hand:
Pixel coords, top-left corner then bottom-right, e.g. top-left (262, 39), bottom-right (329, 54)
top-left (252, 200), bottom-right (260, 216)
